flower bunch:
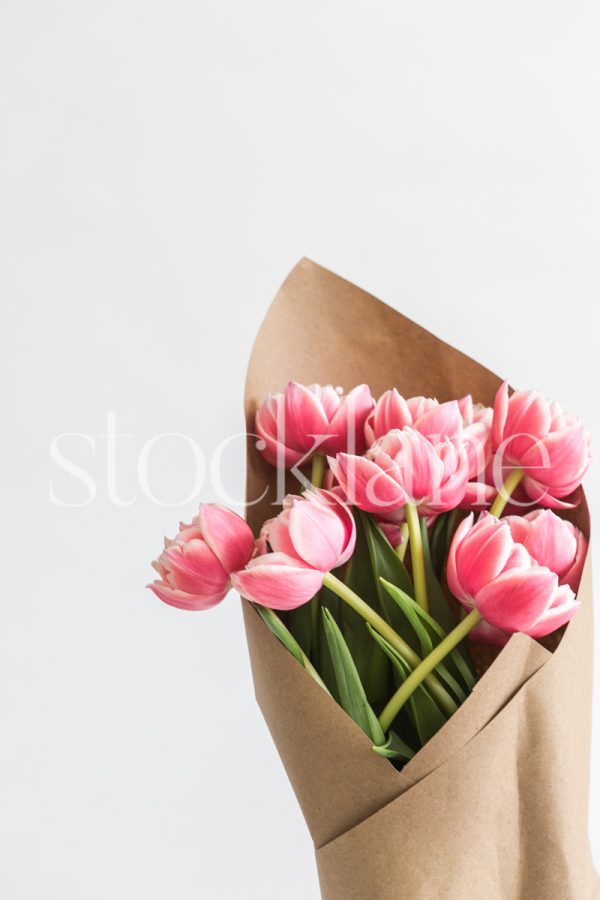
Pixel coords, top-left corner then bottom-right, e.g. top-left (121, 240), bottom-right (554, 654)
top-left (148, 380), bottom-right (590, 763)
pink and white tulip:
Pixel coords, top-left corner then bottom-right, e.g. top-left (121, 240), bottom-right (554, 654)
top-left (365, 391), bottom-right (492, 482)
top-left (149, 505), bottom-right (255, 610)
top-left (447, 513), bottom-right (581, 639)
top-left (365, 392), bottom-right (462, 445)
top-left (505, 510), bottom-right (587, 592)
top-left (231, 490), bottom-right (356, 610)
top-left (492, 382), bottom-right (591, 508)
top-left (330, 427), bottom-right (470, 516)
top-left (255, 382), bottom-right (374, 467)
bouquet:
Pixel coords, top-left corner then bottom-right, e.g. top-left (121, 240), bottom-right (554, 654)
top-left (148, 260), bottom-right (597, 899)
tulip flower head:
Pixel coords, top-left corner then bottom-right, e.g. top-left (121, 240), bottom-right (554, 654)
top-left (505, 509), bottom-right (587, 593)
top-left (231, 489), bottom-right (356, 610)
top-left (447, 513), bottom-right (581, 638)
top-left (330, 427), bottom-right (470, 516)
top-left (365, 391), bottom-right (492, 482)
top-left (492, 382), bottom-right (591, 508)
top-left (149, 504), bottom-right (255, 610)
top-left (255, 382), bottom-right (374, 468)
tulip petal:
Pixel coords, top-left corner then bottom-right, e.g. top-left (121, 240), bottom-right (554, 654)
top-left (284, 382), bottom-right (330, 453)
top-left (366, 388), bottom-right (412, 445)
top-left (409, 431), bottom-right (445, 502)
top-left (309, 489), bottom-right (357, 566)
top-left (475, 567), bottom-right (558, 633)
top-left (446, 513), bottom-right (475, 602)
top-left (503, 390), bottom-right (552, 459)
top-left (527, 586), bottom-right (581, 637)
top-left (492, 381), bottom-right (509, 451)
top-left (231, 553), bottom-right (324, 610)
top-left (519, 426), bottom-right (590, 491)
top-left (264, 511), bottom-right (297, 558)
top-left (519, 509), bottom-right (577, 577)
top-left (329, 453), bottom-right (407, 512)
top-left (455, 518), bottom-right (514, 598)
top-left (197, 504), bottom-right (255, 574)
top-left (288, 500), bottom-right (346, 571)
top-left (255, 398), bottom-right (307, 467)
top-left (462, 420), bottom-right (491, 479)
top-left (521, 476), bottom-right (578, 509)
top-left (325, 383), bottom-right (374, 455)
top-left (164, 540), bottom-right (230, 594)
top-left (407, 396), bottom-right (438, 420)
top-left (317, 385), bottom-right (343, 420)
top-left (458, 394), bottom-right (474, 424)
top-left (561, 527), bottom-right (588, 591)
top-left (414, 400), bottom-right (462, 442)
top-left (459, 481), bottom-right (497, 509)
top-left (148, 581), bottom-right (227, 610)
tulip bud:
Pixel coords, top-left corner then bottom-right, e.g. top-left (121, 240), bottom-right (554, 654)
top-left (330, 426), bottom-right (470, 516)
top-left (447, 513), bottom-right (581, 639)
top-left (505, 509), bottom-right (587, 592)
top-left (148, 504), bottom-right (255, 610)
top-left (365, 391), bottom-right (492, 485)
top-left (231, 489), bottom-right (356, 609)
top-left (492, 382), bottom-right (591, 508)
top-left (255, 382), bottom-right (374, 468)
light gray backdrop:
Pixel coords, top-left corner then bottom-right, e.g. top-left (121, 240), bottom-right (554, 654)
top-left (1, 2), bottom-right (599, 897)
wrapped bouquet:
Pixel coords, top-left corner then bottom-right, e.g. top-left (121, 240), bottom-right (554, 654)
top-left (148, 260), bottom-right (597, 899)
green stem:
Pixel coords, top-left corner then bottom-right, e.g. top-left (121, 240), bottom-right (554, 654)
top-left (322, 572), bottom-right (457, 716)
top-left (378, 608), bottom-right (482, 733)
top-left (489, 467), bottom-right (524, 518)
top-left (405, 503), bottom-right (428, 614)
top-left (310, 453), bottom-right (326, 489)
top-left (394, 522), bottom-right (410, 562)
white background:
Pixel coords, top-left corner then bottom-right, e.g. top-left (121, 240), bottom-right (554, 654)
top-left (2, 2), bottom-right (599, 898)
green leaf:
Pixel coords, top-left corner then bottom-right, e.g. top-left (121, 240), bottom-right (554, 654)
top-left (322, 608), bottom-right (385, 744)
top-left (357, 510), bottom-right (419, 652)
top-left (359, 510), bottom-right (414, 602)
top-left (379, 579), bottom-right (473, 699)
top-left (334, 515), bottom-right (393, 711)
top-left (255, 605), bottom-right (330, 694)
top-left (367, 625), bottom-right (448, 745)
top-left (373, 730), bottom-right (415, 762)
top-left (285, 595), bottom-right (313, 657)
top-left (430, 512), bottom-right (450, 577)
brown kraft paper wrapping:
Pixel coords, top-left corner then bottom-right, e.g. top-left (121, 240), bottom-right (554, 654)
top-left (241, 258), bottom-right (598, 899)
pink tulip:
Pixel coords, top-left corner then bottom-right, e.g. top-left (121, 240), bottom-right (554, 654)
top-left (505, 510), bottom-right (587, 592)
top-left (330, 427), bottom-right (470, 516)
top-left (255, 382), bottom-right (374, 467)
top-left (365, 391), bottom-right (462, 444)
top-left (365, 391), bottom-right (492, 482)
top-left (492, 382), bottom-right (591, 508)
top-left (148, 504), bottom-right (255, 610)
top-left (447, 513), bottom-right (581, 638)
top-left (231, 489), bottom-right (356, 609)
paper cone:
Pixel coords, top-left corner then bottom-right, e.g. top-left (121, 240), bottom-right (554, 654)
top-left (242, 259), bottom-right (598, 899)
